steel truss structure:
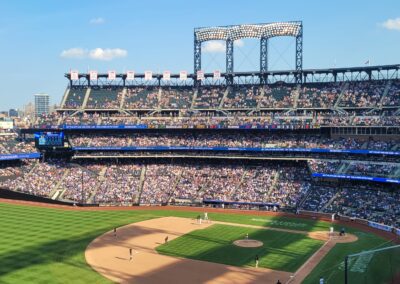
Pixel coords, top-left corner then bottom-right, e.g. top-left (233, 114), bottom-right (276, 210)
top-left (66, 64), bottom-right (400, 88)
top-left (194, 21), bottom-right (303, 84)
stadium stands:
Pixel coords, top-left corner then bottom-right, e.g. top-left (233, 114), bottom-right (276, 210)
top-left (259, 85), bottom-right (296, 108)
top-left (382, 81), bottom-right (400, 106)
top-left (2, 158), bottom-right (398, 228)
top-left (325, 186), bottom-right (400, 227)
top-left (94, 163), bottom-right (142, 205)
top-left (0, 136), bottom-right (36, 154)
top-left (194, 86), bottom-right (225, 109)
top-left (69, 132), bottom-right (399, 152)
top-left (223, 86), bottom-right (261, 109)
top-left (86, 88), bottom-right (122, 109)
top-left (3, 75), bottom-right (400, 232)
top-left (124, 87), bottom-right (159, 109)
top-left (338, 81), bottom-right (386, 108)
top-left (34, 79), bottom-right (400, 129)
top-left (297, 83), bottom-right (341, 108)
top-left (0, 160), bottom-right (66, 198)
top-left (160, 87), bottom-right (194, 109)
top-left (309, 159), bottom-right (399, 177)
top-left (64, 87), bottom-right (87, 109)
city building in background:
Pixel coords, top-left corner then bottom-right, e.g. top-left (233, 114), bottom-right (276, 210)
top-left (8, 109), bottom-right (18, 117)
top-left (0, 117), bottom-right (14, 131)
top-left (34, 93), bottom-right (50, 117)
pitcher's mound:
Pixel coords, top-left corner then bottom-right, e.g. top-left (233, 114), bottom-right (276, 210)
top-left (233, 239), bottom-right (263, 248)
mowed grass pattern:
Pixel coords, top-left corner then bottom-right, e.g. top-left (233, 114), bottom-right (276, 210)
top-left (0, 203), bottom-right (156, 284)
top-left (156, 224), bottom-right (324, 272)
top-left (0, 202), bottom-right (391, 284)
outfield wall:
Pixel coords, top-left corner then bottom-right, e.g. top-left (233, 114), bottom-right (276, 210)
top-left (0, 188), bottom-right (98, 207)
top-left (299, 210), bottom-right (400, 237)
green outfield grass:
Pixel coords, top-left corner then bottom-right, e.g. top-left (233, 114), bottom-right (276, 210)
top-left (156, 224), bottom-right (324, 272)
top-left (302, 232), bottom-right (400, 284)
top-left (0, 202), bottom-right (393, 284)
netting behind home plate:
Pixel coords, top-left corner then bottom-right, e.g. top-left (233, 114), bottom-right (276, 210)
top-left (345, 244), bottom-right (400, 284)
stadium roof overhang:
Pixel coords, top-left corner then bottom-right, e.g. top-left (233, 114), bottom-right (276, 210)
top-left (64, 64), bottom-right (400, 81)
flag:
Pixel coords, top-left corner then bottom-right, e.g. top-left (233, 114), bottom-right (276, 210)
top-left (365, 60), bottom-right (370, 65)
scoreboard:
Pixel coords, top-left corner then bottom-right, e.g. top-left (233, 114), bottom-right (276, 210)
top-left (34, 132), bottom-right (65, 148)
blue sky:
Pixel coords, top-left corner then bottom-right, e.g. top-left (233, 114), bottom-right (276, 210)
top-left (0, 0), bottom-right (400, 110)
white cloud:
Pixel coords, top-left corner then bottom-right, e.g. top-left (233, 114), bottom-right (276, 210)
top-left (381, 17), bottom-right (400, 31)
top-left (203, 40), bottom-right (245, 53)
top-left (234, 39), bottom-right (244, 47)
top-left (203, 41), bottom-right (226, 53)
top-left (88, 48), bottom-right (127, 61)
top-left (60, 48), bottom-right (128, 61)
top-left (60, 48), bottom-right (87, 59)
top-left (90, 17), bottom-right (105, 25)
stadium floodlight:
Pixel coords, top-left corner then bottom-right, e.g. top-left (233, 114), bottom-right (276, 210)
top-left (194, 21), bottom-right (303, 84)
top-left (194, 22), bottom-right (302, 42)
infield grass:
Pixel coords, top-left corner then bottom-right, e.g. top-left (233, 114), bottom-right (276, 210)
top-left (156, 224), bottom-right (324, 272)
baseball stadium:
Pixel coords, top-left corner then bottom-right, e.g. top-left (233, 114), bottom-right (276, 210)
top-left (1, 3), bottom-right (400, 284)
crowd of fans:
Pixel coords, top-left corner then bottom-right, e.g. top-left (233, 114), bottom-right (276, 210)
top-left (94, 164), bottom-right (142, 204)
top-left (193, 87), bottom-right (225, 109)
top-left (60, 165), bottom-right (100, 202)
top-left (259, 86), bottom-right (296, 108)
top-left (325, 186), bottom-right (400, 227)
top-left (140, 164), bottom-right (181, 204)
top-left (0, 159), bottom-right (311, 208)
top-left (308, 159), bottom-right (399, 178)
top-left (0, 160), bottom-right (66, 197)
top-left (35, 112), bottom-right (61, 128)
top-left (0, 136), bottom-right (36, 154)
top-left (33, 110), bottom-right (400, 129)
top-left (1, 159), bottom-right (399, 227)
top-left (0, 161), bottom-right (35, 181)
top-left (381, 81), bottom-right (400, 106)
top-left (346, 162), bottom-right (399, 178)
top-left (223, 86), bottom-right (261, 109)
top-left (69, 133), bottom-right (399, 152)
top-left (297, 183), bottom-right (400, 227)
top-left (139, 163), bottom-right (309, 207)
top-left (267, 167), bottom-right (311, 207)
top-left (308, 159), bottom-right (342, 174)
top-left (86, 88), bottom-right (123, 109)
top-left (59, 80), bottom-right (400, 111)
top-left (300, 185), bottom-right (337, 212)
top-left (338, 81), bottom-right (386, 108)
top-left (230, 167), bottom-right (276, 203)
top-left (64, 87), bottom-right (86, 109)
top-left (297, 83), bottom-right (340, 108)
top-left (160, 88), bottom-right (194, 109)
top-left (124, 87), bottom-right (159, 109)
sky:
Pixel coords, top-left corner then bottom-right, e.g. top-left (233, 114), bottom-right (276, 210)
top-left (0, 0), bottom-right (400, 110)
